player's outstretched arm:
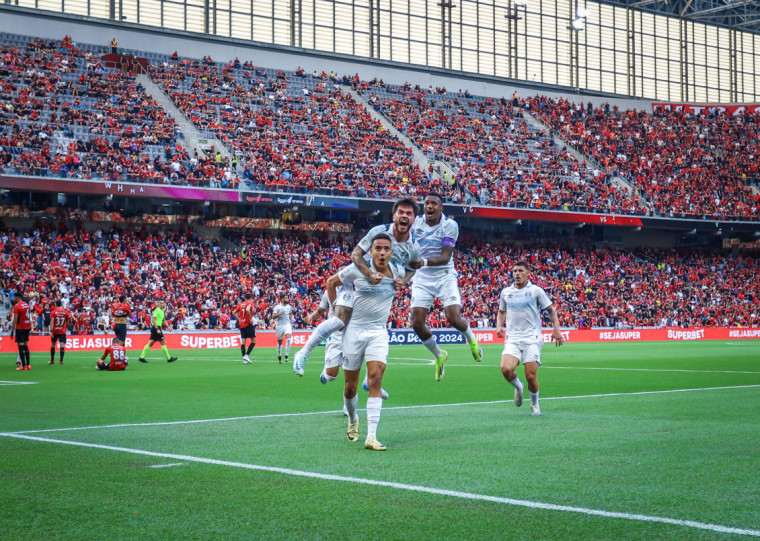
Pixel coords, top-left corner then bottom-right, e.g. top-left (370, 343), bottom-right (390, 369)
top-left (325, 273), bottom-right (343, 305)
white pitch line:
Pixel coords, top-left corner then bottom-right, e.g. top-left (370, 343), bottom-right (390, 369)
top-left (148, 462), bottom-right (185, 469)
top-left (544, 366), bottom-right (760, 375)
top-left (8, 384), bottom-right (760, 435)
top-left (0, 432), bottom-right (757, 538)
top-left (0, 381), bottom-right (38, 386)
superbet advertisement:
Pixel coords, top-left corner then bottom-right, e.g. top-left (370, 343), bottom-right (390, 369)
top-left (2, 327), bottom-right (758, 354)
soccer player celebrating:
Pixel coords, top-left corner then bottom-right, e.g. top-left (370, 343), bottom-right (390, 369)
top-left (11, 293), bottom-right (33, 371)
top-left (326, 233), bottom-right (408, 451)
top-left (408, 193), bottom-right (483, 381)
top-left (137, 300), bottom-right (178, 363)
top-left (49, 300), bottom-right (71, 364)
top-left (272, 294), bottom-right (293, 364)
top-left (110, 295), bottom-right (131, 346)
top-left (236, 293), bottom-right (256, 364)
top-left (293, 197), bottom-right (419, 379)
top-left (96, 339), bottom-right (129, 371)
top-left (496, 261), bottom-right (564, 416)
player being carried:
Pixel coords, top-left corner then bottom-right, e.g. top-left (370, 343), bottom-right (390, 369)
top-left (96, 339), bottom-right (129, 371)
top-left (326, 233), bottom-right (409, 450)
top-left (496, 260), bottom-right (564, 416)
top-left (49, 300), bottom-right (71, 364)
top-left (293, 197), bottom-right (419, 396)
top-left (236, 293), bottom-right (256, 364)
top-left (408, 192), bottom-right (483, 381)
top-left (272, 294), bottom-right (293, 364)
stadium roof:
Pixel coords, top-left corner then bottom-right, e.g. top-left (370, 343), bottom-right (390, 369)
top-left (612, 0), bottom-right (760, 33)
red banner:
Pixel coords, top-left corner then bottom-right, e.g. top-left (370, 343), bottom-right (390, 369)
top-left (652, 102), bottom-right (760, 116)
top-left (2, 327), bottom-right (758, 355)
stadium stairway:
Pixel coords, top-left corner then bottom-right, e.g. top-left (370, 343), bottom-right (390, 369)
top-left (346, 86), bottom-right (453, 183)
top-left (136, 73), bottom-right (235, 167)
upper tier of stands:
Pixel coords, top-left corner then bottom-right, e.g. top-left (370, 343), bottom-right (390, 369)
top-left (0, 32), bottom-right (758, 219)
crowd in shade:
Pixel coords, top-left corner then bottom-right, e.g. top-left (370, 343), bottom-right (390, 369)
top-left (1, 32), bottom-right (759, 220)
top-left (2, 224), bottom-right (757, 336)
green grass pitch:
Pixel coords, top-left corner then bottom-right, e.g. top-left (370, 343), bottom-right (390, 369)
top-left (1, 340), bottom-right (759, 540)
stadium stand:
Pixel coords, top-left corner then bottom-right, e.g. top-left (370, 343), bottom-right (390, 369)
top-left (529, 96), bottom-right (760, 220)
top-left (364, 82), bottom-right (639, 214)
top-left (1, 220), bottom-right (757, 334)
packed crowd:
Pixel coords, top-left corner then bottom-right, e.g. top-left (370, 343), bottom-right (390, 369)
top-left (366, 84), bottom-right (638, 214)
top-left (2, 222), bottom-right (757, 335)
top-left (2, 33), bottom-right (760, 219)
top-left (149, 57), bottom-right (423, 197)
top-left (528, 96), bottom-right (760, 220)
top-left (0, 35), bottom-right (238, 188)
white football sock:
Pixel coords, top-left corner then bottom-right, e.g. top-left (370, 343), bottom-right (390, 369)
top-left (362, 372), bottom-right (369, 389)
top-left (422, 337), bottom-right (443, 358)
top-left (509, 377), bottom-right (524, 392)
top-left (463, 327), bottom-right (476, 343)
top-left (285, 337), bottom-right (292, 357)
top-left (530, 391), bottom-right (539, 406)
top-left (301, 316), bottom-right (345, 357)
top-left (344, 393), bottom-right (359, 422)
top-left (277, 345), bottom-right (282, 357)
top-left (366, 396), bottom-right (383, 439)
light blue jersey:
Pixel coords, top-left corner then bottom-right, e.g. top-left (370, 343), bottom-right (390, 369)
top-left (358, 223), bottom-right (419, 270)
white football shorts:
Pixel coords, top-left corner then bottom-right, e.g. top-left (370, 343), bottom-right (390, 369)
top-left (501, 341), bottom-right (542, 365)
top-left (341, 326), bottom-right (389, 372)
top-left (276, 324), bottom-right (293, 340)
top-left (411, 273), bottom-right (461, 310)
top-left (324, 333), bottom-right (344, 369)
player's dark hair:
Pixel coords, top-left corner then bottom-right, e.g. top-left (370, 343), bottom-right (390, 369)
top-left (56, 300), bottom-right (62, 307)
top-left (392, 197), bottom-right (419, 216)
top-left (119, 295), bottom-right (126, 302)
top-left (13, 292), bottom-right (22, 301)
top-left (245, 293), bottom-right (252, 300)
top-left (514, 260), bottom-right (530, 270)
top-left (424, 192), bottom-right (444, 204)
top-left (372, 233), bottom-right (393, 246)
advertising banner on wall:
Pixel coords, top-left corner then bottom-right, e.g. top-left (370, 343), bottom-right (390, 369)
top-left (3, 327), bottom-right (758, 354)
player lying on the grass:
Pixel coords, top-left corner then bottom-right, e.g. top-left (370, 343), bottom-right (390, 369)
top-left (326, 233), bottom-right (409, 451)
top-left (496, 260), bottom-right (564, 417)
top-left (293, 197), bottom-right (419, 382)
top-left (96, 339), bottom-right (129, 371)
top-left (408, 193), bottom-right (483, 381)
top-left (302, 290), bottom-right (389, 415)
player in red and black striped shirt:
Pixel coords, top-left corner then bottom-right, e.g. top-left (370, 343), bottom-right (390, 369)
top-left (49, 300), bottom-right (71, 365)
top-left (11, 293), bottom-right (33, 370)
top-left (96, 340), bottom-right (129, 371)
top-left (235, 293), bottom-right (256, 364)
top-left (110, 295), bottom-right (131, 345)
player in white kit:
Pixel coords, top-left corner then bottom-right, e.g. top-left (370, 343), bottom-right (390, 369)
top-left (272, 294), bottom-right (293, 364)
top-left (496, 261), bottom-right (564, 416)
top-left (326, 233), bottom-right (408, 451)
top-left (409, 193), bottom-right (483, 381)
top-left (293, 197), bottom-right (419, 382)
